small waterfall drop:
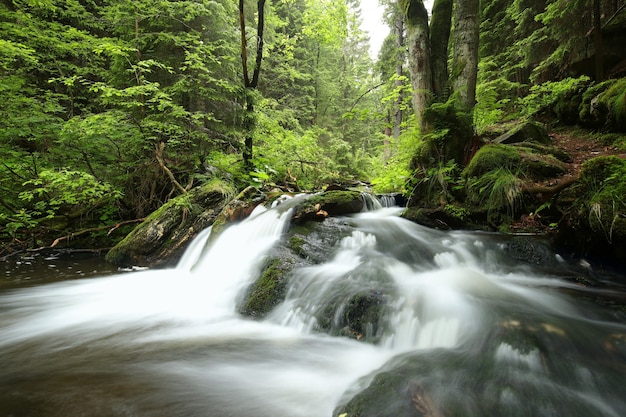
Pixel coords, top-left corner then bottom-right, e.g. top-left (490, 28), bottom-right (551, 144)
top-left (1, 194), bottom-right (625, 417)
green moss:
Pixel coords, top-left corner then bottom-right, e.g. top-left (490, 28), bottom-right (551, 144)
top-left (464, 144), bottom-right (521, 178)
top-left (564, 156), bottom-right (626, 246)
top-left (414, 97), bottom-right (474, 166)
top-left (239, 257), bottom-right (292, 318)
top-left (287, 236), bottom-right (307, 257)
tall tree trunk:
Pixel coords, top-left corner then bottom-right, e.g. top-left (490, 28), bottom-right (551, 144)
top-left (593, 0), bottom-right (604, 81)
top-left (239, 0), bottom-right (267, 171)
top-left (400, 0), bottom-right (432, 132)
top-left (394, 13), bottom-right (405, 139)
top-left (450, 0), bottom-right (480, 110)
top-left (430, 0), bottom-right (453, 101)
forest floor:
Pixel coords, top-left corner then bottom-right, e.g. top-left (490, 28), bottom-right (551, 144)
top-left (550, 127), bottom-right (626, 178)
top-left (509, 126), bottom-right (626, 233)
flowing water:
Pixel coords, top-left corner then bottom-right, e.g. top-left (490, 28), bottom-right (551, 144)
top-left (1, 197), bottom-right (625, 417)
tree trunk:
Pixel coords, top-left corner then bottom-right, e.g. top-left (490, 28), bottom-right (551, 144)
top-left (593, 0), bottom-right (604, 81)
top-left (450, 0), bottom-right (480, 110)
top-left (394, 13), bottom-right (405, 139)
top-left (239, 0), bottom-right (267, 171)
top-left (400, 0), bottom-right (432, 132)
top-left (430, 0), bottom-right (453, 101)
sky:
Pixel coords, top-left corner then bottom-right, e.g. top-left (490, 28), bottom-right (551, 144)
top-left (359, 0), bottom-right (435, 59)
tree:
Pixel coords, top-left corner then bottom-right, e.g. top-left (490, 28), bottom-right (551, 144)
top-left (239, 0), bottom-right (267, 171)
top-left (399, 0), bottom-right (480, 164)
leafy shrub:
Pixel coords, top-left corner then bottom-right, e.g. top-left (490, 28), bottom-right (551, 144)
top-left (518, 76), bottom-right (590, 119)
top-left (14, 169), bottom-right (122, 232)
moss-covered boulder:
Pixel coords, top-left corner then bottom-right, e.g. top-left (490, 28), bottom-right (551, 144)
top-left (238, 256), bottom-right (295, 318)
top-left (105, 180), bottom-right (234, 267)
top-left (292, 190), bottom-right (364, 223)
top-left (579, 78), bottom-right (626, 132)
top-left (493, 121), bottom-right (551, 145)
top-left (464, 143), bottom-right (567, 180)
top-left (555, 156), bottom-right (626, 266)
top-left (207, 186), bottom-right (267, 242)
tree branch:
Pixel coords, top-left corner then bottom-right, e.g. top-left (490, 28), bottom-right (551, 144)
top-left (155, 142), bottom-right (187, 195)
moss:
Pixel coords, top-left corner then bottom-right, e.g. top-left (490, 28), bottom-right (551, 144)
top-left (239, 257), bottom-right (293, 318)
top-left (106, 180), bottom-right (233, 267)
top-left (463, 144), bottom-right (521, 178)
top-left (287, 236), bottom-right (307, 257)
top-left (293, 190), bottom-right (364, 223)
top-left (464, 143), bottom-right (566, 181)
top-left (556, 156), bottom-right (626, 264)
top-left (414, 98), bottom-right (474, 166)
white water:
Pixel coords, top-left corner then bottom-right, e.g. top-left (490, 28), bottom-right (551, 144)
top-left (1, 199), bottom-right (625, 417)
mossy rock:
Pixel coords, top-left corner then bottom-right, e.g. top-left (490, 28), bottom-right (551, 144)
top-left (402, 205), bottom-right (477, 230)
top-left (464, 143), bottom-right (566, 180)
top-left (208, 186), bottom-right (267, 239)
top-left (238, 257), bottom-right (294, 318)
top-left (555, 156), bottom-right (626, 266)
top-left (579, 78), bottom-right (626, 132)
top-left (292, 190), bottom-right (364, 223)
top-left (316, 289), bottom-right (389, 342)
top-left (105, 180), bottom-right (234, 267)
top-left (493, 121), bottom-right (551, 145)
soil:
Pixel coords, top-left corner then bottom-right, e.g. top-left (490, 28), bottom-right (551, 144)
top-left (550, 130), bottom-right (626, 178)
top-left (510, 128), bottom-right (626, 234)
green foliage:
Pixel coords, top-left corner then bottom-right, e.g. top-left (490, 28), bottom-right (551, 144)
top-left (371, 117), bottom-right (421, 194)
top-left (1, 169), bottom-right (122, 238)
top-left (518, 76), bottom-right (591, 119)
top-left (467, 167), bottom-right (522, 222)
top-left (576, 156), bottom-right (626, 243)
top-left (411, 160), bottom-right (460, 206)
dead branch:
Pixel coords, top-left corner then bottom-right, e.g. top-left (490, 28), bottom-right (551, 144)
top-left (155, 142), bottom-right (187, 195)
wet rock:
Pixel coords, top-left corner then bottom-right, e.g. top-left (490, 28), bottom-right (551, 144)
top-left (105, 181), bottom-right (234, 267)
top-left (292, 190), bottom-right (364, 223)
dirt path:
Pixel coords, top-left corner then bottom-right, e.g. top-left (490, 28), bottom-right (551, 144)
top-left (550, 130), bottom-right (626, 178)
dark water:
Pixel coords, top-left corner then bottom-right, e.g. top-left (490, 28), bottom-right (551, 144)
top-left (1, 250), bottom-right (119, 289)
top-left (1, 203), bottom-right (625, 417)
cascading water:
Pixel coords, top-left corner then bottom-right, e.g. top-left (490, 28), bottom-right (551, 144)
top-left (1, 196), bottom-right (625, 417)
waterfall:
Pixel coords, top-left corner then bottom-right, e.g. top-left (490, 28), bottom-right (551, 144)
top-left (1, 195), bottom-right (625, 417)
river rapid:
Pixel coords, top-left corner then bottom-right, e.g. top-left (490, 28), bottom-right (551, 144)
top-left (1, 197), bottom-right (625, 417)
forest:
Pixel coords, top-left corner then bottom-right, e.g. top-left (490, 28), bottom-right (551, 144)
top-left (1, 0), bottom-right (626, 264)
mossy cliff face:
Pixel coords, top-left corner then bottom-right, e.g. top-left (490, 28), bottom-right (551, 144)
top-left (555, 156), bottom-right (626, 264)
top-left (105, 180), bottom-right (234, 267)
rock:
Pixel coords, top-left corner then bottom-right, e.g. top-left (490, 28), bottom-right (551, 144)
top-left (464, 143), bottom-right (566, 180)
top-left (105, 181), bottom-right (234, 267)
top-left (493, 121), bottom-right (551, 145)
top-left (208, 186), bottom-right (267, 238)
top-left (293, 190), bottom-right (364, 223)
top-left (238, 256), bottom-right (295, 318)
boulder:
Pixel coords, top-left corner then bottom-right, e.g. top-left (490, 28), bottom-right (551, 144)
top-left (105, 180), bottom-right (234, 267)
top-left (493, 121), bottom-right (551, 145)
top-left (292, 190), bottom-right (365, 223)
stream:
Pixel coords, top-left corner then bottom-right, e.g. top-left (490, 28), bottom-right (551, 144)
top-left (1, 197), bottom-right (625, 417)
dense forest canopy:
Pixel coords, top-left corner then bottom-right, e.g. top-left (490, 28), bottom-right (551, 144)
top-left (1, 0), bottom-right (626, 254)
